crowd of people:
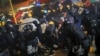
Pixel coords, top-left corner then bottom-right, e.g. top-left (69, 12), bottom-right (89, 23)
top-left (0, 0), bottom-right (100, 56)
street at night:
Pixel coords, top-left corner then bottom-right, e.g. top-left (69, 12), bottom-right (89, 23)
top-left (0, 0), bottom-right (100, 56)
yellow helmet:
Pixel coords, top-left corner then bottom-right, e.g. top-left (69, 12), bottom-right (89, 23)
top-left (28, 13), bottom-right (32, 17)
top-left (48, 21), bottom-right (54, 25)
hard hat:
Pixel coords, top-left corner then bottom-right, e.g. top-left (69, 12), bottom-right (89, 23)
top-left (53, 9), bottom-right (56, 12)
top-left (48, 10), bottom-right (51, 13)
top-left (66, 5), bottom-right (70, 8)
top-left (48, 21), bottom-right (54, 25)
top-left (28, 13), bottom-right (32, 17)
